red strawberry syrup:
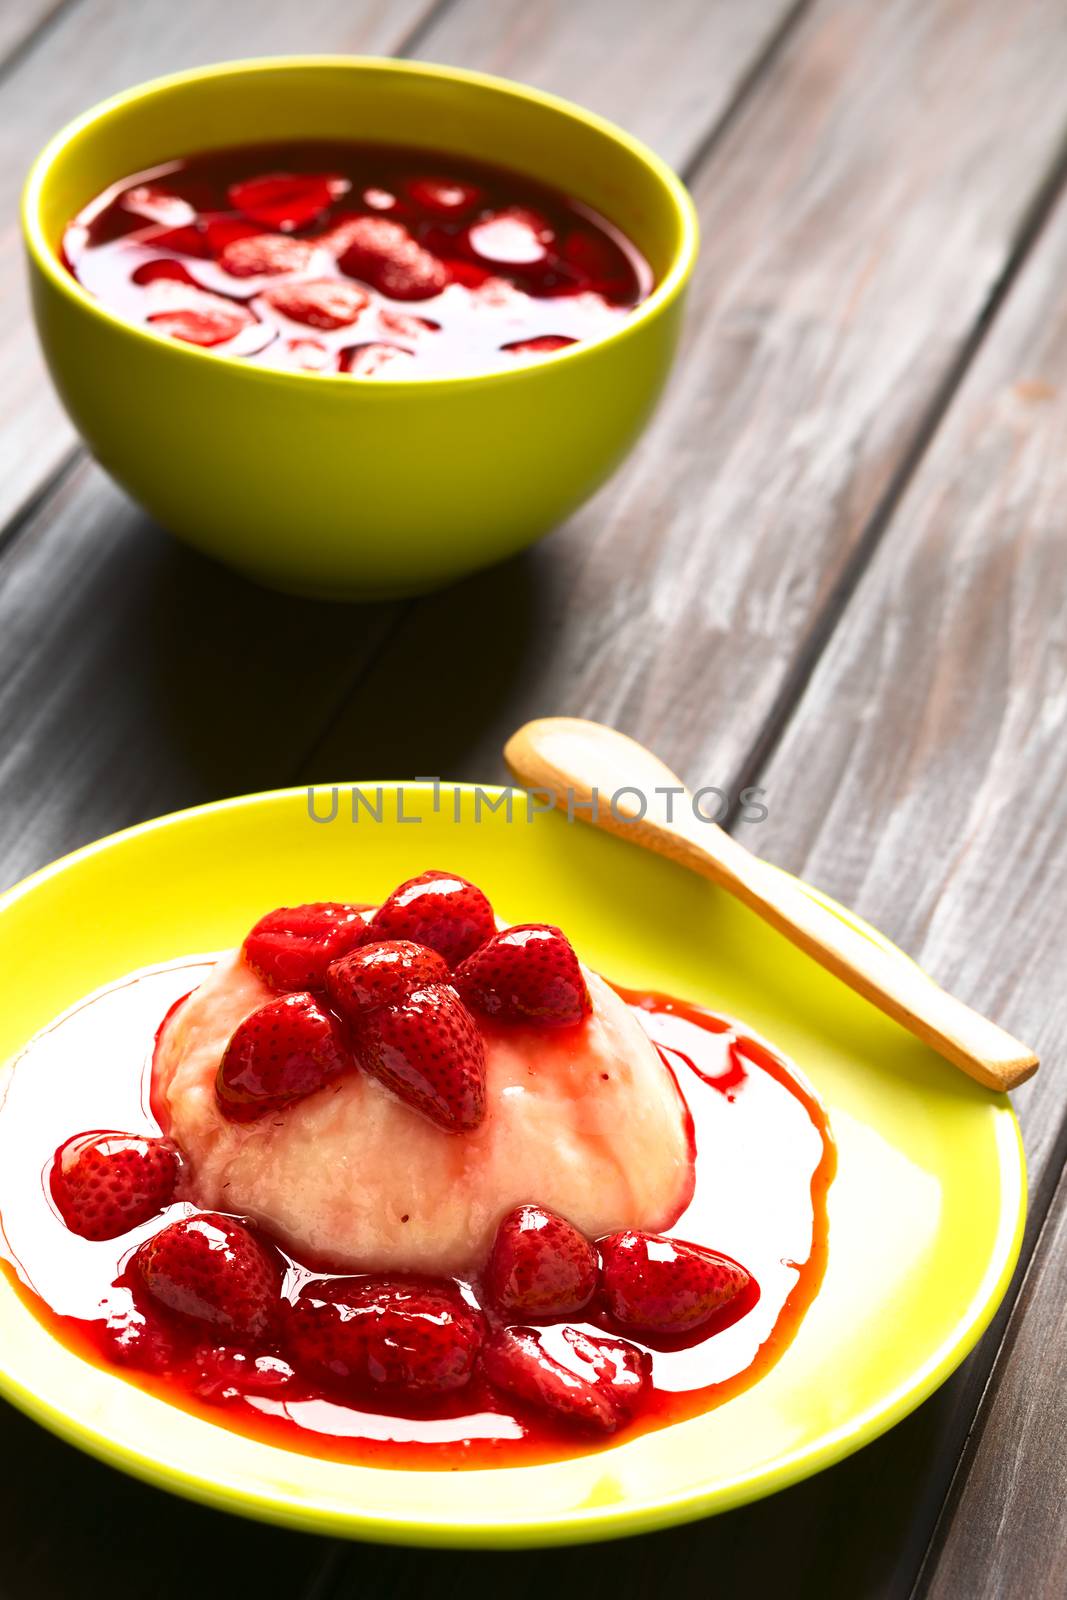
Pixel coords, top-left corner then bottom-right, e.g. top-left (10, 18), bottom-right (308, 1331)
top-left (61, 141), bottom-right (654, 379)
top-left (0, 959), bottom-right (833, 1469)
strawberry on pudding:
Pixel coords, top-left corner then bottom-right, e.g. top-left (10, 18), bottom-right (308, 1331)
top-left (152, 875), bottom-right (694, 1274)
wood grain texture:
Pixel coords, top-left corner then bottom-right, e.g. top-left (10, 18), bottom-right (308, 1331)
top-left (0, 460), bottom-right (399, 889)
top-left (304, 0), bottom-right (1067, 808)
top-left (733, 172), bottom-right (1067, 1200)
top-left (0, 0), bottom-right (438, 538)
top-left (920, 1162), bottom-right (1067, 1600)
top-left (0, 0), bottom-right (67, 73)
top-left (411, 0), bottom-right (802, 166)
top-left (726, 149), bottom-right (1067, 1600)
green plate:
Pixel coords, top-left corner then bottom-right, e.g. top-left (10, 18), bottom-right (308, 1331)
top-left (0, 783), bottom-right (1025, 1545)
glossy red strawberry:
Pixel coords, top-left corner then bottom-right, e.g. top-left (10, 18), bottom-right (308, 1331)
top-left (203, 216), bottom-right (261, 255)
top-left (439, 256), bottom-right (492, 289)
top-left (243, 901), bottom-right (370, 991)
top-left (480, 1327), bottom-right (619, 1433)
top-left (559, 226), bottom-right (639, 301)
top-left (404, 176), bottom-right (483, 217)
top-left (326, 939), bottom-right (449, 1022)
top-left (263, 279), bottom-right (369, 330)
top-left (455, 924), bottom-right (590, 1025)
top-left (228, 171), bottom-right (346, 232)
top-left (132, 1213), bottom-right (279, 1340)
top-left (356, 982), bottom-right (486, 1132)
top-left (598, 1231), bottom-right (752, 1335)
top-left (285, 1278), bottom-right (483, 1395)
top-left (131, 258), bottom-right (200, 287)
top-left (147, 297), bottom-right (253, 347)
top-left (501, 335), bottom-right (577, 356)
top-left (370, 870), bottom-right (495, 965)
top-left (561, 1326), bottom-right (650, 1413)
top-left (149, 221), bottom-right (212, 257)
top-left (486, 1205), bottom-right (597, 1318)
top-left (337, 216), bottom-right (448, 300)
top-left (216, 992), bottom-right (351, 1122)
top-left (218, 233), bottom-right (317, 277)
top-left (50, 1131), bottom-right (181, 1241)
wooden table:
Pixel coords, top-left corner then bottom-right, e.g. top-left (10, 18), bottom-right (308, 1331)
top-left (2, 1), bottom-right (1065, 1594)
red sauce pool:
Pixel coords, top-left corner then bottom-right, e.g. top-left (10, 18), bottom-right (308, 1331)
top-left (0, 959), bottom-right (834, 1469)
top-left (62, 142), bottom-right (654, 378)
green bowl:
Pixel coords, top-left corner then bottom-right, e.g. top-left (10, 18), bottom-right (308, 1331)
top-left (22, 56), bottom-right (698, 600)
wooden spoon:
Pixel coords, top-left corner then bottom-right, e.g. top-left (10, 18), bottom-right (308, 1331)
top-left (504, 717), bottom-right (1038, 1092)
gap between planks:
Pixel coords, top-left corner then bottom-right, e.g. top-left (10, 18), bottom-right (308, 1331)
top-left (0, 0), bottom-right (76, 88)
top-left (723, 113), bottom-right (1067, 827)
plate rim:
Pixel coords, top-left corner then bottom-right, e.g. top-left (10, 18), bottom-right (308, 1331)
top-left (0, 783), bottom-right (1028, 1546)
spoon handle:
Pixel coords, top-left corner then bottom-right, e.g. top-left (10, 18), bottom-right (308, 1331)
top-left (504, 718), bottom-right (1038, 1093)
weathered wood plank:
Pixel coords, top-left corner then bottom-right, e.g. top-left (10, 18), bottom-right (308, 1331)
top-left (921, 1161), bottom-right (1067, 1600)
top-left (304, 0), bottom-right (1067, 816)
top-left (0, 460), bottom-right (400, 888)
top-left (416, 0), bottom-right (803, 166)
top-left (0, 0), bottom-right (66, 72)
top-left (0, 0), bottom-right (438, 537)
top-left (734, 175), bottom-right (1067, 1198)
top-left (722, 127), bottom-right (1067, 1600)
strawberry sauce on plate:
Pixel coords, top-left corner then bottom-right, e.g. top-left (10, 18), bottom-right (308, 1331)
top-left (62, 142), bottom-right (654, 378)
top-left (0, 876), bottom-right (833, 1469)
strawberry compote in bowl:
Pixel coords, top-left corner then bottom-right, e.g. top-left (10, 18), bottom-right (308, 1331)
top-left (0, 861), bottom-right (833, 1482)
top-left (23, 58), bottom-right (697, 598)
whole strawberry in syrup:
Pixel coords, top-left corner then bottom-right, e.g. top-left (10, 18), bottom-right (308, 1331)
top-left (132, 1213), bottom-right (280, 1341)
top-left (336, 216), bottom-right (448, 300)
top-left (598, 1231), bottom-right (752, 1335)
top-left (369, 870), bottom-right (496, 965)
top-left (243, 901), bottom-right (370, 992)
top-left (285, 1277), bottom-right (484, 1396)
top-left (478, 1302), bottom-right (652, 1434)
top-left (455, 924), bottom-right (591, 1025)
top-left (356, 981), bottom-right (487, 1133)
top-left (228, 171), bottom-right (347, 232)
top-left (485, 1205), bottom-right (597, 1318)
top-left (326, 939), bottom-right (449, 1023)
top-left (216, 991), bottom-right (352, 1121)
top-left (50, 1131), bottom-right (181, 1241)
